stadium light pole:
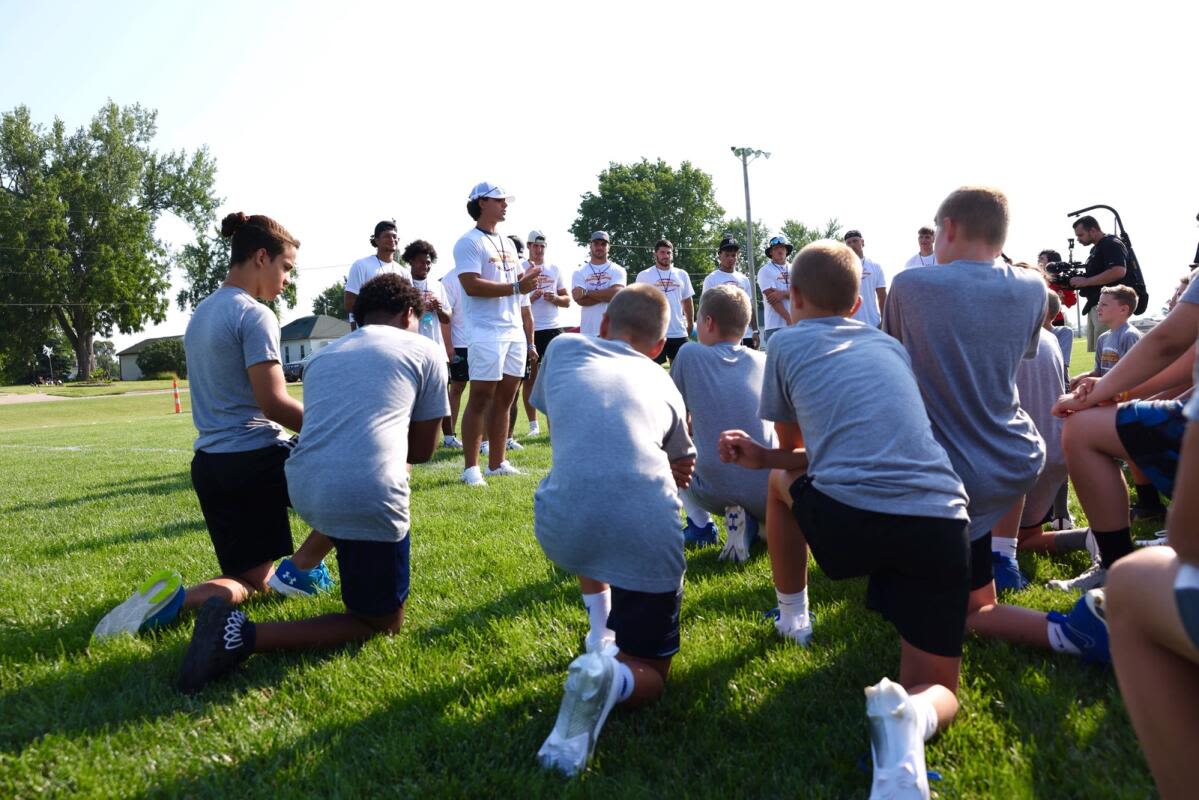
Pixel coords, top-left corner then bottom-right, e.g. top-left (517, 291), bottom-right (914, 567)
top-left (731, 146), bottom-right (770, 337)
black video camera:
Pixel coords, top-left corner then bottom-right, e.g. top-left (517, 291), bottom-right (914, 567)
top-left (1043, 260), bottom-right (1085, 292)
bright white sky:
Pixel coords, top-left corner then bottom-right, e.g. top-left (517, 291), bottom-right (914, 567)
top-left (2, 0), bottom-right (1196, 352)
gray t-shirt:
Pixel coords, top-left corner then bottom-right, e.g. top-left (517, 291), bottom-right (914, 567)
top-left (759, 317), bottom-right (968, 520)
top-left (883, 260), bottom-right (1047, 539)
top-left (530, 334), bottom-right (695, 593)
top-left (1182, 279), bottom-right (1199, 408)
top-left (284, 325), bottom-right (449, 542)
top-left (1016, 329), bottom-right (1067, 471)
top-left (670, 341), bottom-right (776, 519)
top-left (1052, 326), bottom-right (1074, 371)
top-left (184, 286), bottom-right (290, 453)
top-left (1094, 322), bottom-right (1141, 375)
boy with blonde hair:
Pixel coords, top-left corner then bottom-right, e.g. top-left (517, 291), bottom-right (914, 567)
top-left (883, 186), bottom-right (1109, 666)
top-left (720, 239), bottom-right (971, 798)
top-left (1071, 285), bottom-right (1142, 386)
top-left (530, 284), bottom-right (696, 777)
top-left (670, 283), bottom-right (776, 561)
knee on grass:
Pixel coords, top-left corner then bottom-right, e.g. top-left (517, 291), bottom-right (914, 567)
top-left (355, 605), bottom-right (405, 637)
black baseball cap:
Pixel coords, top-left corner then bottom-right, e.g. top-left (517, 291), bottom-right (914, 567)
top-left (374, 219), bottom-right (398, 237)
top-left (718, 235), bottom-right (741, 252)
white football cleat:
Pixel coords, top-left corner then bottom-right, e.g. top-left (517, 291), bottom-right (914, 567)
top-left (865, 677), bottom-right (930, 800)
top-left (537, 651), bottom-right (622, 776)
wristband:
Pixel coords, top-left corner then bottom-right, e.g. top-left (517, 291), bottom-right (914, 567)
top-left (528, 344), bottom-right (537, 351)
top-left (513, 282), bottom-right (520, 297)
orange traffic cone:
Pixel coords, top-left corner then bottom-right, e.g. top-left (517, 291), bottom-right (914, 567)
top-left (172, 376), bottom-right (182, 414)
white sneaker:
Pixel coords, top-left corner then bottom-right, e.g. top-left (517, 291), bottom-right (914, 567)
top-left (485, 460), bottom-right (522, 477)
top-left (480, 440), bottom-right (490, 455)
top-left (506, 437), bottom-right (524, 451)
top-left (537, 651), bottom-right (623, 776)
top-left (1047, 560), bottom-right (1107, 593)
top-left (528, 421), bottom-right (541, 436)
top-left (585, 628), bottom-right (616, 654)
top-left (442, 435), bottom-right (463, 449)
top-left (865, 677), bottom-right (930, 800)
top-left (1136, 531), bottom-right (1170, 547)
top-left (460, 466), bottom-right (487, 487)
top-left (774, 613), bottom-right (814, 646)
top-left (719, 506), bottom-right (752, 564)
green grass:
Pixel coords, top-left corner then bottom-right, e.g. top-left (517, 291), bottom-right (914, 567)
top-left (0, 390), bottom-right (1156, 798)
top-left (0, 379), bottom-right (190, 398)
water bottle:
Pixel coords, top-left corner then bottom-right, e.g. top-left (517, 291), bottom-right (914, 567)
top-left (419, 307), bottom-right (436, 339)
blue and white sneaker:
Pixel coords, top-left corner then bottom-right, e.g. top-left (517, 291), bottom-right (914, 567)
top-left (764, 606), bottom-right (815, 646)
top-left (268, 558), bottom-right (335, 598)
top-left (683, 517), bottom-right (718, 548)
top-left (991, 551), bottom-right (1029, 593)
top-left (93, 569), bottom-right (185, 640)
top-left (719, 506), bottom-right (759, 564)
top-left (1048, 588), bottom-right (1111, 664)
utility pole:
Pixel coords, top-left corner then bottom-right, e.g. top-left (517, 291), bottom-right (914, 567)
top-left (731, 146), bottom-right (770, 336)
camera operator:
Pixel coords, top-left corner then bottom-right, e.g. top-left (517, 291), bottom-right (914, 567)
top-left (1070, 215), bottom-right (1128, 351)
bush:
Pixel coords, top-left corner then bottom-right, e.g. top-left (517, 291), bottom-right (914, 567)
top-left (136, 339), bottom-right (186, 378)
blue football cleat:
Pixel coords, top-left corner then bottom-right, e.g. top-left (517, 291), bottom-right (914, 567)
top-left (683, 517), bottom-right (718, 547)
top-left (991, 551), bottom-right (1029, 593)
top-left (93, 569), bottom-right (185, 640)
top-left (1049, 588), bottom-right (1111, 664)
top-left (268, 558), bottom-right (336, 597)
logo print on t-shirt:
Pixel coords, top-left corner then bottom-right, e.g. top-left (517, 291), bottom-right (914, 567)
top-left (585, 271), bottom-right (611, 289)
top-left (771, 264), bottom-right (789, 288)
top-left (654, 277), bottom-right (677, 293)
top-left (536, 274), bottom-right (556, 292)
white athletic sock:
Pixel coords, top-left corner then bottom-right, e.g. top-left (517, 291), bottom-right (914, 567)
top-left (615, 661), bottom-right (635, 703)
top-left (1046, 618), bottom-right (1081, 655)
top-left (776, 588), bottom-right (808, 628)
top-left (680, 489), bottom-right (712, 527)
top-left (582, 590), bottom-right (613, 643)
top-left (991, 536), bottom-right (1018, 559)
top-left (907, 691), bottom-right (939, 742)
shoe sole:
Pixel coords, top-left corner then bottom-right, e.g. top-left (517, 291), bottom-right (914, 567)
top-left (93, 570), bottom-right (183, 640)
top-left (176, 598), bottom-right (235, 695)
top-left (268, 570), bottom-right (313, 598)
top-left (865, 680), bottom-right (929, 800)
top-left (538, 654), bottom-right (622, 776)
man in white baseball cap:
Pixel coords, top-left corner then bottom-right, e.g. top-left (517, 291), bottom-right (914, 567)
top-left (453, 183), bottom-right (541, 486)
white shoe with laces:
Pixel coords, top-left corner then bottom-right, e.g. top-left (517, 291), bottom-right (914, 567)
top-left (485, 460), bottom-right (522, 477)
top-left (537, 651), bottom-right (623, 776)
top-left (1047, 559), bottom-right (1107, 592)
top-left (865, 677), bottom-right (930, 800)
top-left (460, 465), bottom-right (487, 486)
top-left (442, 435), bottom-right (463, 449)
top-left (528, 421), bottom-right (541, 436)
top-left (506, 437), bottom-right (524, 451)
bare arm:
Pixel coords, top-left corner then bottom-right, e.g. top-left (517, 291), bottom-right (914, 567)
top-left (407, 418), bottom-right (442, 464)
top-left (717, 422), bottom-right (808, 472)
top-left (683, 296), bottom-right (694, 334)
top-left (248, 361), bottom-right (303, 432)
top-left (439, 321), bottom-right (454, 361)
top-left (572, 284), bottom-right (622, 306)
top-left (875, 287), bottom-right (887, 319)
top-left (343, 292), bottom-right (357, 314)
top-left (1071, 265), bottom-right (1127, 288)
top-left (460, 266), bottom-right (542, 298)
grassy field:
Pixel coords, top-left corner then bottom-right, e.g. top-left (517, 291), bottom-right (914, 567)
top-left (0, 366), bottom-right (1158, 799)
top-left (0, 378), bottom-right (190, 398)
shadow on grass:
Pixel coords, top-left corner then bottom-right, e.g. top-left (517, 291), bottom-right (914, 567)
top-left (1, 472), bottom-right (192, 515)
top-left (37, 516), bottom-right (207, 559)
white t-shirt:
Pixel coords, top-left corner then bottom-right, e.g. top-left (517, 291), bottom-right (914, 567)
top-left (635, 266), bottom-right (695, 338)
top-left (904, 252), bottom-right (936, 270)
top-left (526, 260), bottom-right (568, 331)
top-left (440, 269), bottom-right (468, 349)
top-left (851, 257), bottom-right (887, 327)
top-left (452, 228), bottom-right (525, 344)
top-left (702, 269), bottom-right (754, 340)
top-left (757, 261), bottom-right (791, 331)
top-left (572, 261), bottom-right (628, 336)
top-left (412, 276), bottom-right (451, 349)
top-left (345, 255), bottom-right (412, 295)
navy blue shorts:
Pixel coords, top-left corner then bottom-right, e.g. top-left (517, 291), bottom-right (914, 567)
top-left (191, 443), bottom-right (294, 577)
top-left (608, 585), bottom-right (683, 659)
top-left (1116, 400), bottom-right (1186, 498)
top-left (330, 535), bottom-right (411, 617)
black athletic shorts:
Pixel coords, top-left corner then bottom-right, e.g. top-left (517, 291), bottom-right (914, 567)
top-left (190, 443), bottom-right (294, 577)
top-left (608, 584), bottom-right (683, 659)
top-left (970, 534), bottom-right (995, 591)
top-left (652, 337), bottom-right (689, 365)
top-left (741, 337), bottom-right (757, 350)
top-left (534, 327), bottom-right (565, 356)
top-left (331, 534), bottom-right (411, 617)
top-left (790, 476), bottom-right (970, 658)
top-left (449, 347), bottom-right (470, 383)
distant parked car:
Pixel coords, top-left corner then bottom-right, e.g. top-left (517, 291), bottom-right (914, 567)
top-left (283, 355), bottom-right (311, 383)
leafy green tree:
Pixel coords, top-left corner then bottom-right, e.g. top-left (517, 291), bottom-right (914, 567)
top-left (781, 218), bottom-right (843, 251)
top-left (0, 102), bottom-right (219, 380)
top-left (135, 337), bottom-right (186, 378)
top-left (570, 159), bottom-right (725, 294)
top-left (94, 339), bottom-right (117, 377)
top-left (719, 217), bottom-right (772, 268)
top-left (176, 225), bottom-right (297, 315)
top-left (312, 280), bottom-right (347, 319)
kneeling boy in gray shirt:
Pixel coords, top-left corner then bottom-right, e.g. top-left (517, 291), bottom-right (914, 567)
top-left (719, 240), bottom-right (969, 799)
top-left (531, 284), bottom-right (696, 777)
top-left (670, 283), bottom-right (777, 563)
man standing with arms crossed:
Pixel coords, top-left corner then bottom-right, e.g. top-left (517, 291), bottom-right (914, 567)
top-left (454, 183), bottom-right (541, 486)
top-left (572, 231), bottom-right (627, 336)
top-left (635, 239), bottom-right (695, 365)
top-left (344, 220), bottom-right (413, 329)
top-left (522, 230), bottom-right (570, 436)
